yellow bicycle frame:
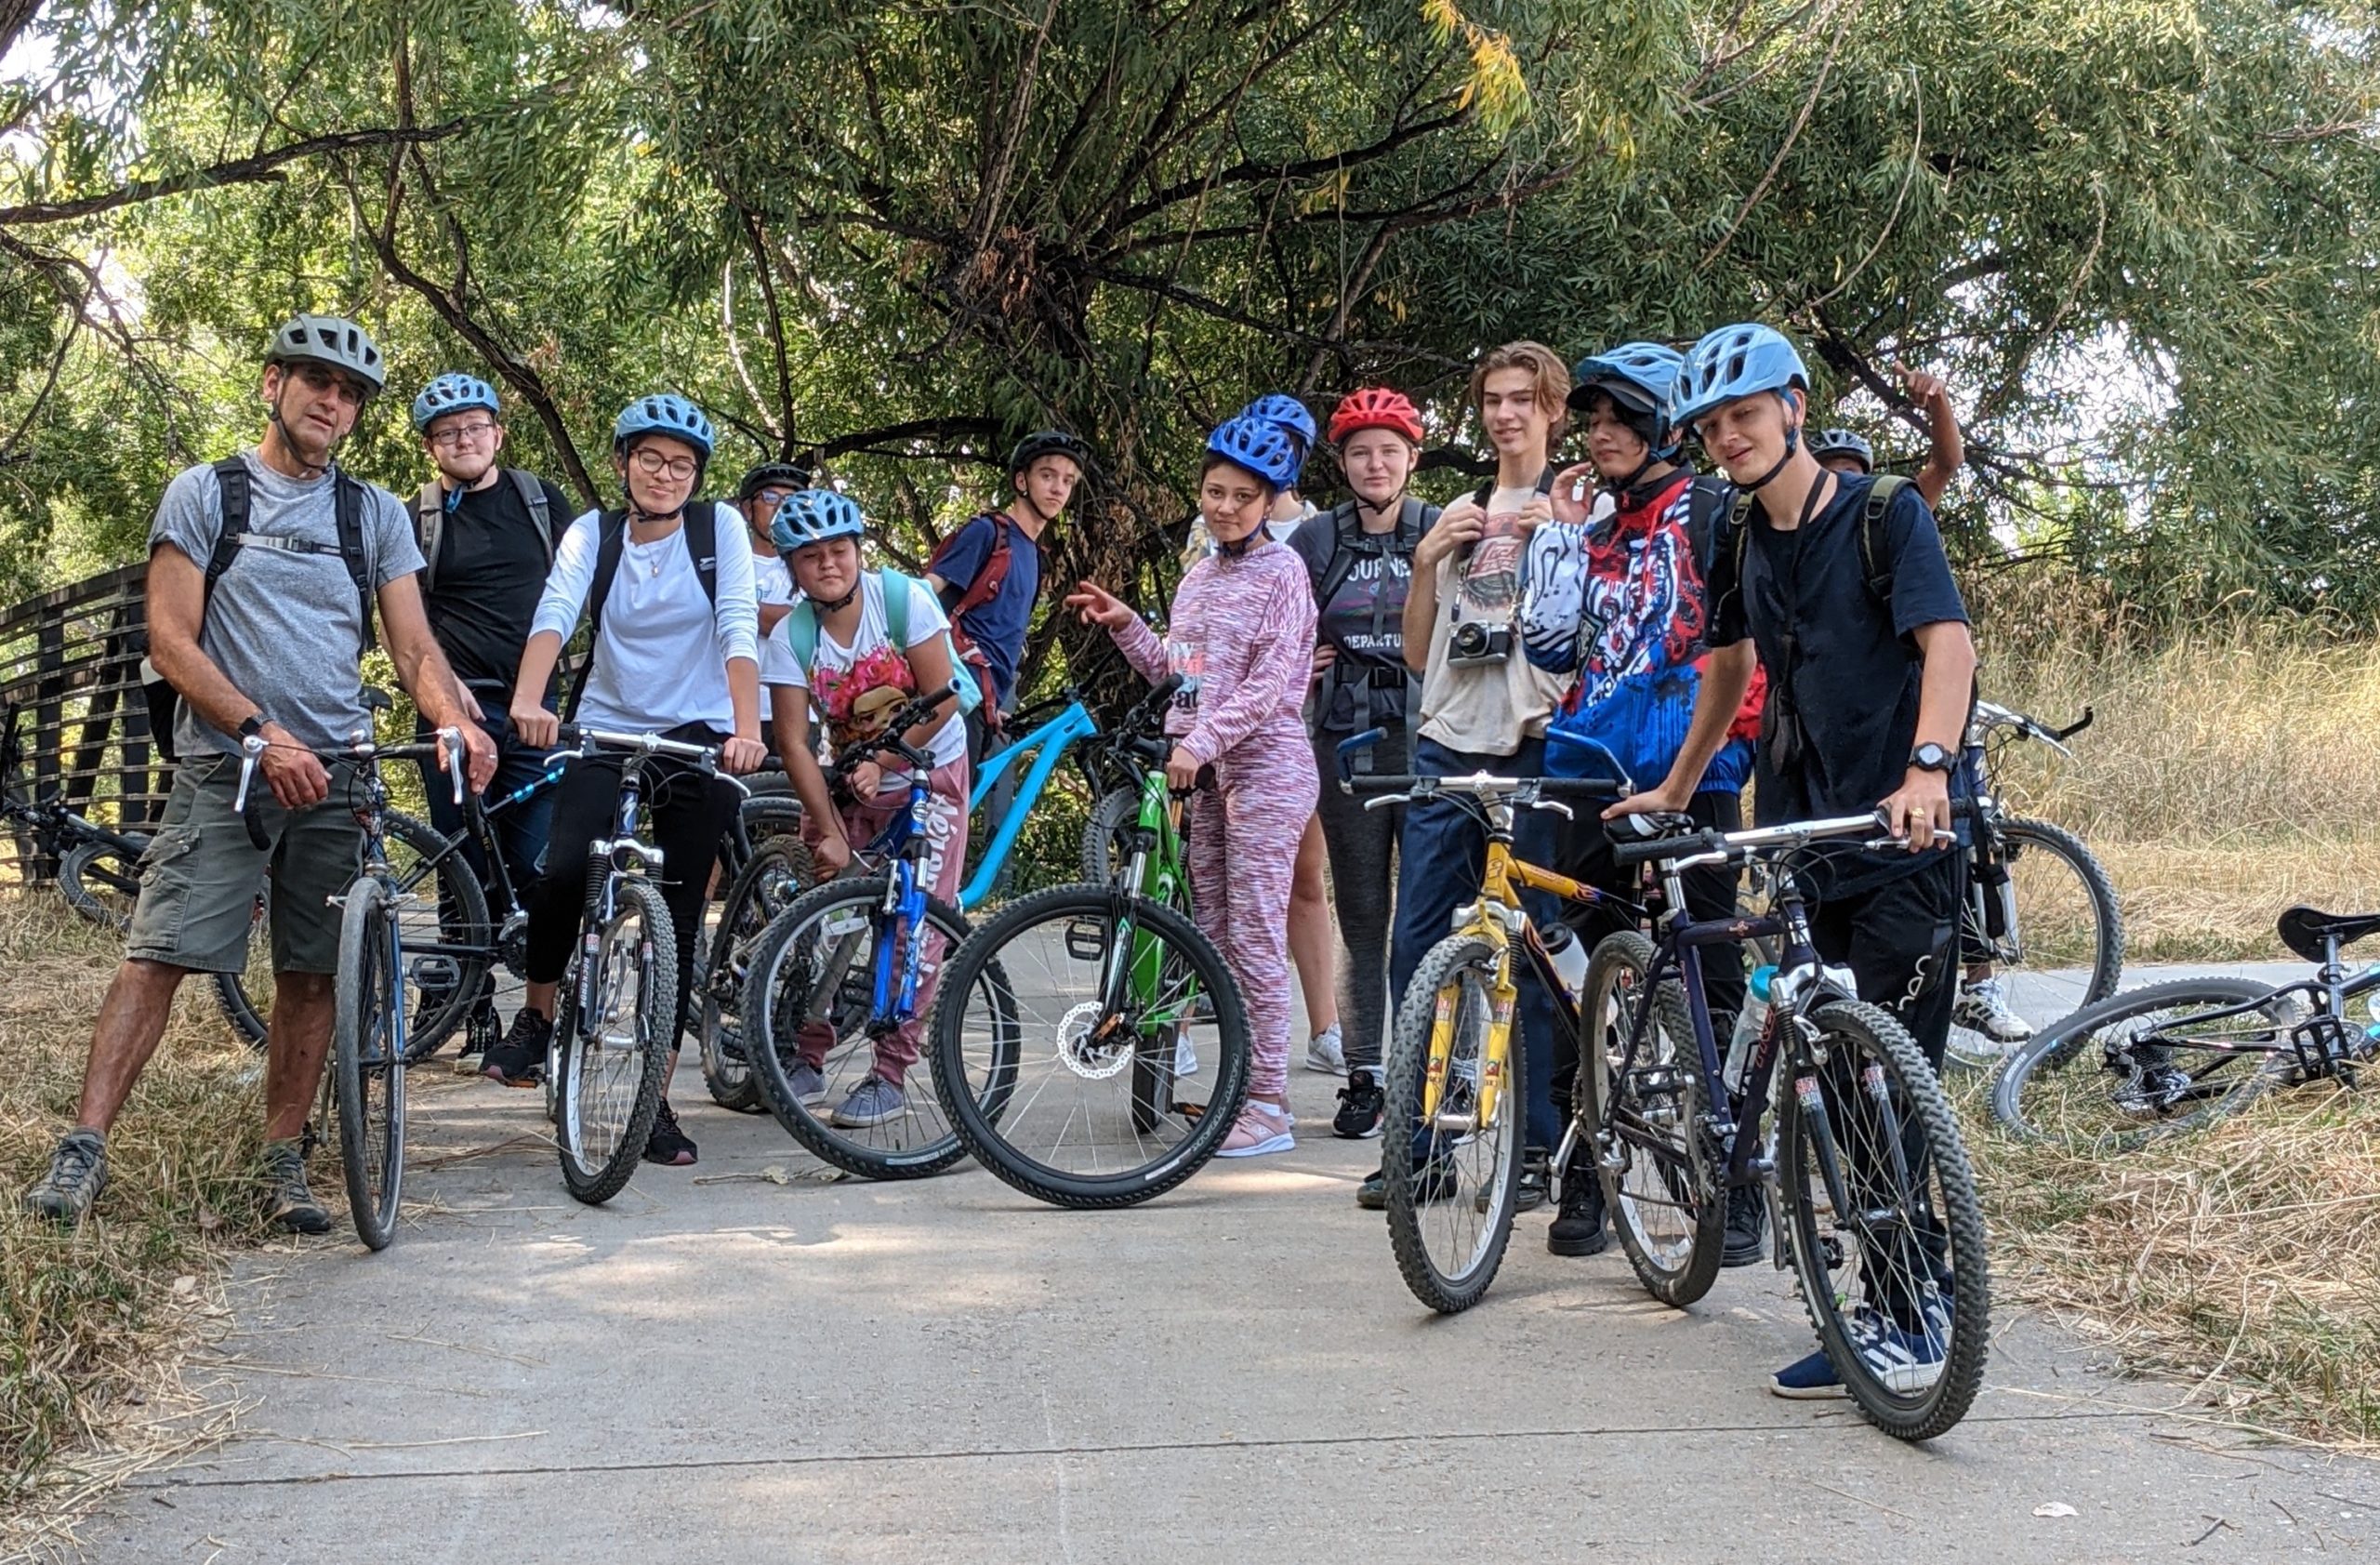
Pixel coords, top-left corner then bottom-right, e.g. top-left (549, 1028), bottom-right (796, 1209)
top-left (1419, 837), bottom-right (1599, 1134)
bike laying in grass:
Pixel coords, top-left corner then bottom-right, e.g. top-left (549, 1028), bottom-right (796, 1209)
top-left (2, 699), bottom-right (152, 932)
top-left (1990, 905), bottom-right (2380, 1151)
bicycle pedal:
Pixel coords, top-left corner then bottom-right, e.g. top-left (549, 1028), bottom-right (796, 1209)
top-left (1064, 919), bottom-right (1110, 962)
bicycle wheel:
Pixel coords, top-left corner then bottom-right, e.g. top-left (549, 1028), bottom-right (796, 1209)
top-left (1778, 1000), bottom-right (1990, 1441)
top-left (1947, 816), bottom-right (2125, 1071)
top-left (1383, 935), bottom-right (1525, 1314)
top-left (930, 882), bottom-right (1249, 1208)
top-left (59, 837), bottom-right (147, 932)
top-left (1078, 788), bottom-right (1138, 882)
top-left (213, 879), bottom-right (273, 1051)
top-left (333, 876), bottom-right (406, 1251)
top-left (553, 879), bottom-right (677, 1206)
top-left (700, 834), bottom-right (813, 1113)
top-left (1990, 976), bottom-right (2298, 1150)
top-left (743, 877), bottom-right (984, 1179)
top-left (379, 811), bottom-right (495, 1063)
top-left (1579, 931), bottom-right (1724, 1309)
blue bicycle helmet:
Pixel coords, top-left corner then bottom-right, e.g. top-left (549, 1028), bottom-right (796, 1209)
top-left (1807, 428), bottom-right (1875, 472)
top-left (1204, 417), bottom-right (1302, 491)
top-left (769, 488), bottom-right (866, 554)
top-left (612, 393), bottom-right (715, 460)
top-left (1673, 324), bottom-right (1809, 431)
top-left (1237, 393), bottom-right (1317, 450)
top-left (1569, 341), bottom-right (1687, 457)
top-left (411, 372), bottom-right (500, 432)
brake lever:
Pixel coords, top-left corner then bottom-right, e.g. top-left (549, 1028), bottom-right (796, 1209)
top-left (1525, 798), bottom-right (1576, 821)
top-left (438, 725), bottom-right (466, 806)
top-left (232, 734), bottom-right (268, 813)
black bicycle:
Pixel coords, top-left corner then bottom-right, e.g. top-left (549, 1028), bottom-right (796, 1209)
top-left (1587, 808), bottom-right (1990, 1441)
top-left (1991, 905), bottom-right (2380, 1149)
top-left (1, 700), bottom-right (152, 932)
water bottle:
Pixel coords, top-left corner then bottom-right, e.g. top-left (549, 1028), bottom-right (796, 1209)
top-left (1725, 964), bottom-right (1778, 1095)
top-left (1540, 923), bottom-right (1590, 1006)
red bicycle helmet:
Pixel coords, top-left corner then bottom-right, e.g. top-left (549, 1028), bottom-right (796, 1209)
top-left (1328, 386), bottom-right (1424, 445)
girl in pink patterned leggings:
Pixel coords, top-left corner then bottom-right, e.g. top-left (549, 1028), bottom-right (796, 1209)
top-left (1065, 418), bottom-right (1319, 1157)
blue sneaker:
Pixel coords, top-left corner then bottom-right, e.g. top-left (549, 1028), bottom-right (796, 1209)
top-left (1771, 1306), bottom-right (1949, 1399)
top-left (786, 1061), bottom-right (827, 1107)
top-left (830, 1075), bottom-right (906, 1129)
top-left (1769, 1345), bottom-right (1847, 1399)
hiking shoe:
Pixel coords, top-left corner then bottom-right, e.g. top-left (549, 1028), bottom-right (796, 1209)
top-left (1547, 1151), bottom-right (1607, 1256)
top-left (830, 1076), bottom-right (906, 1129)
top-left (1332, 1068), bottom-right (1385, 1139)
top-left (24, 1129), bottom-right (107, 1225)
top-left (642, 1098), bottom-right (698, 1166)
top-left (1356, 1155), bottom-right (1459, 1210)
top-left (455, 1003), bottom-right (502, 1076)
top-left (261, 1141), bottom-right (332, 1235)
top-left (1216, 1101), bottom-right (1295, 1159)
top-left (786, 1060), bottom-right (828, 1107)
top-left (1723, 1183), bottom-right (1767, 1267)
top-left (483, 1009), bottom-right (554, 1087)
top-left (1953, 976), bottom-right (2033, 1046)
top-left (1304, 1024), bottom-right (1347, 1076)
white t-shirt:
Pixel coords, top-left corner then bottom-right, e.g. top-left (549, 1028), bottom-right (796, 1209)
top-left (760, 572), bottom-right (968, 769)
top-left (754, 551), bottom-right (795, 608)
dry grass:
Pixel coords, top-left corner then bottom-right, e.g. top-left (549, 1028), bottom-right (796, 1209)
top-left (0, 898), bottom-right (272, 1556)
top-left (1968, 1081), bottom-right (2380, 1444)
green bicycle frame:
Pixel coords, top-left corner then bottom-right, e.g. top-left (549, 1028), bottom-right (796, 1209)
top-left (1110, 765), bottom-right (1200, 1031)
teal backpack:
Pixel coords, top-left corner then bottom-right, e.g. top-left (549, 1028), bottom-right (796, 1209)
top-left (779, 568), bottom-right (984, 718)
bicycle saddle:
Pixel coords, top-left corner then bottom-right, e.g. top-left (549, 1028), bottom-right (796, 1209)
top-left (2276, 905), bottom-right (2380, 962)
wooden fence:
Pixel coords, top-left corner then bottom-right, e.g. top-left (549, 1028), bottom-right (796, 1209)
top-left (0, 564), bottom-right (165, 880)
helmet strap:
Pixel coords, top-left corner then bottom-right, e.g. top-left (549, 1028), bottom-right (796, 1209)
top-left (814, 580), bottom-right (862, 614)
top-left (1739, 391), bottom-right (1805, 492)
top-left (263, 379), bottom-right (337, 481)
top-left (1214, 521), bottom-right (1272, 558)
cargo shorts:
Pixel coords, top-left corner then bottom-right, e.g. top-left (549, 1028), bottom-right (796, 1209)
top-left (125, 752), bottom-right (363, 975)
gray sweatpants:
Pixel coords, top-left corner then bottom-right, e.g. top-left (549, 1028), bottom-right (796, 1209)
top-left (1312, 724), bottom-right (1410, 1071)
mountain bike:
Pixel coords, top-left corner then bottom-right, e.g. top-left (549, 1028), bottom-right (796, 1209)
top-left (695, 692), bottom-right (1103, 1114)
top-left (929, 672), bottom-right (1253, 1208)
top-left (1, 699), bottom-right (152, 932)
top-left (544, 725), bottom-right (746, 1205)
top-left (1991, 904), bottom-right (2380, 1150)
top-left (1340, 760), bottom-right (1628, 1313)
top-left (231, 724), bottom-right (469, 1250)
top-left (1588, 809), bottom-right (1990, 1441)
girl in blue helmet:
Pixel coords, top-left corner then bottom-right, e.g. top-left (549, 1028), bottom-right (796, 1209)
top-left (761, 486), bottom-right (973, 1137)
top-left (496, 393), bottom-right (765, 1168)
top-left (1612, 324), bottom-right (1980, 1400)
top-left (1066, 417), bottom-right (1320, 1160)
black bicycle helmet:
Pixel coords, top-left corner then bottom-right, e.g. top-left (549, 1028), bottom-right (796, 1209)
top-left (735, 459), bottom-right (815, 502)
top-left (1009, 430), bottom-right (1094, 477)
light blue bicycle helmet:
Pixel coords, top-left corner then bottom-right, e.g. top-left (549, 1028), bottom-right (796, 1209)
top-left (1569, 341), bottom-right (1688, 458)
top-left (612, 393), bottom-right (715, 460)
top-left (1808, 428), bottom-right (1875, 472)
top-left (1237, 393), bottom-right (1317, 450)
top-left (1673, 324), bottom-right (1809, 431)
top-left (770, 487), bottom-right (866, 554)
top-left (1205, 417), bottom-right (1302, 491)
top-left (411, 372), bottom-right (500, 432)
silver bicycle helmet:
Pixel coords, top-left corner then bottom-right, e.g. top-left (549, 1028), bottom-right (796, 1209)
top-left (265, 314), bottom-right (387, 394)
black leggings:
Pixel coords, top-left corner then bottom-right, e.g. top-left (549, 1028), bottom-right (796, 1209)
top-left (1312, 723), bottom-right (1408, 1070)
top-left (524, 730), bottom-right (739, 1046)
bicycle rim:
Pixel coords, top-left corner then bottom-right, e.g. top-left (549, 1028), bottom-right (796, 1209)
top-left (1779, 1001), bottom-right (1989, 1440)
top-left (1384, 936), bottom-right (1523, 1314)
top-left (557, 882), bottom-right (675, 1205)
top-left (214, 879), bottom-right (273, 1051)
top-left (334, 879), bottom-right (405, 1251)
top-left (1948, 817), bottom-right (2124, 1072)
top-left (382, 812), bottom-right (494, 1063)
top-left (1581, 931), bottom-right (1722, 1308)
top-left (1993, 977), bottom-right (2297, 1150)
top-left (700, 834), bottom-right (812, 1113)
top-left (744, 879), bottom-right (980, 1179)
top-left (931, 883), bottom-right (1249, 1208)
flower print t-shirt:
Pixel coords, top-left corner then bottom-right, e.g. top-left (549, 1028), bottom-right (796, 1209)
top-left (759, 572), bottom-right (968, 770)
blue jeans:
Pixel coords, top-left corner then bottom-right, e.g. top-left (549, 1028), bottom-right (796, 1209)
top-left (1390, 735), bottom-right (1565, 1152)
top-left (415, 702), bottom-right (558, 910)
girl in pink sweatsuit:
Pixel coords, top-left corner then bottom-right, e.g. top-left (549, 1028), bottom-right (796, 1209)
top-left (1067, 419), bottom-right (1320, 1157)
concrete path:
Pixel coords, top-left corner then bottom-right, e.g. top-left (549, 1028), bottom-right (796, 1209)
top-left (86, 1023), bottom-right (2380, 1563)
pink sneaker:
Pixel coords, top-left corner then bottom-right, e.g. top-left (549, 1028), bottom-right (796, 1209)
top-left (1216, 1101), bottom-right (1295, 1159)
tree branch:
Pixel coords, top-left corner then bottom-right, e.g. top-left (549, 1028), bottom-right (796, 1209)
top-left (0, 121), bottom-right (474, 226)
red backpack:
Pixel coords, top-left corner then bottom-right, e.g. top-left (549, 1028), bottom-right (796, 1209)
top-left (925, 511), bottom-right (1017, 712)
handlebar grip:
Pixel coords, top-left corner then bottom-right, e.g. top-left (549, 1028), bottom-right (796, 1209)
top-left (1535, 776), bottom-right (1623, 799)
top-left (1335, 727), bottom-right (1387, 785)
top-left (1609, 829), bottom-right (1723, 869)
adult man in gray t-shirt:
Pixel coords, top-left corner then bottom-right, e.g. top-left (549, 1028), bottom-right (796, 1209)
top-left (23, 315), bottom-right (495, 1235)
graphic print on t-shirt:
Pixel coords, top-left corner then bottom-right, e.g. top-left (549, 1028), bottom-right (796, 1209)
top-left (1568, 522), bottom-right (1705, 713)
top-left (812, 644), bottom-right (918, 751)
top-left (1452, 487), bottom-right (1531, 639)
top-left (1167, 637), bottom-right (1205, 712)
top-left (1318, 550), bottom-right (1412, 669)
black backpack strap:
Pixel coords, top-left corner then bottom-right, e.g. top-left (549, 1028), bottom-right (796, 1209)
top-left (685, 499), bottom-right (720, 605)
top-left (1858, 474), bottom-right (1911, 609)
top-left (509, 470), bottom-right (554, 567)
top-left (1686, 474), bottom-right (1731, 577)
top-left (334, 474), bottom-right (377, 653)
top-left (205, 456), bottom-right (251, 600)
top-left (1313, 500), bottom-right (1367, 605)
top-left (565, 509), bottom-right (630, 722)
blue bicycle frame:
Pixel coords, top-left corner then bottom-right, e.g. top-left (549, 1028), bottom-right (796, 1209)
top-left (956, 698), bottom-right (1101, 910)
top-left (864, 770), bottom-right (936, 1033)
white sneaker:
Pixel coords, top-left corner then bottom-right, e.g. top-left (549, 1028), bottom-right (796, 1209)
top-left (1304, 1024), bottom-right (1347, 1076)
top-left (1953, 977), bottom-right (2034, 1045)
top-left (1175, 1032), bottom-right (1199, 1078)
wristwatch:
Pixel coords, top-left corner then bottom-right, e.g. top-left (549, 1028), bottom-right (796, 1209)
top-left (236, 713), bottom-right (268, 740)
top-left (1908, 742), bottom-right (1954, 774)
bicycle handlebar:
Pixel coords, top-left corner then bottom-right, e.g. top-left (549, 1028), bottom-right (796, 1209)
top-left (825, 681), bottom-right (965, 785)
top-left (232, 728), bottom-right (466, 816)
top-left (1607, 805), bottom-right (1964, 869)
top-left (1342, 772), bottom-right (1625, 822)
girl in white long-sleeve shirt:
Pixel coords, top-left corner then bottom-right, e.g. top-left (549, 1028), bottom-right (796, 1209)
top-left (493, 394), bottom-right (766, 1167)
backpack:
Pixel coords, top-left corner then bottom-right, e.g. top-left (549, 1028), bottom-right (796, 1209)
top-left (413, 469), bottom-right (554, 593)
top-left (925, 511), bottom-right (1016, 709)
top-left (146, 456), bottom-right (379, 763)
top-left (562, 501), bottom-right (721, 722)
top-left (1309, 497), bottom-right (1432, 734)
top-left (1725, 472), bottom-right (1910, 611)
top-left (778, 569), bottom-right (984, 721)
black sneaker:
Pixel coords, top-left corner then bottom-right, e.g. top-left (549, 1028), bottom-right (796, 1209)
top-left (1356, 1155), bottom-right (1459, 1211)
top-left (483, 1009), bottom-right (554, 1087)
top-left (643, 1098), bottom-right (697, 1166)
top-left (23, 1128), bottom-right (108, 1225)
top-left (1547, 1151), bottom-right (1607, 1257)
top-left (1489, 1147), bottom-right (1553, 1214)
top-left (455, 1001), bottom-right (502, 1076)
top-left (1332, 1068), bottom-right (1385, 1139)
top-left (262, 1141), bottom-right (332, 1235)
top-left (1722, 1183), bottom-right (1766, 1267)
